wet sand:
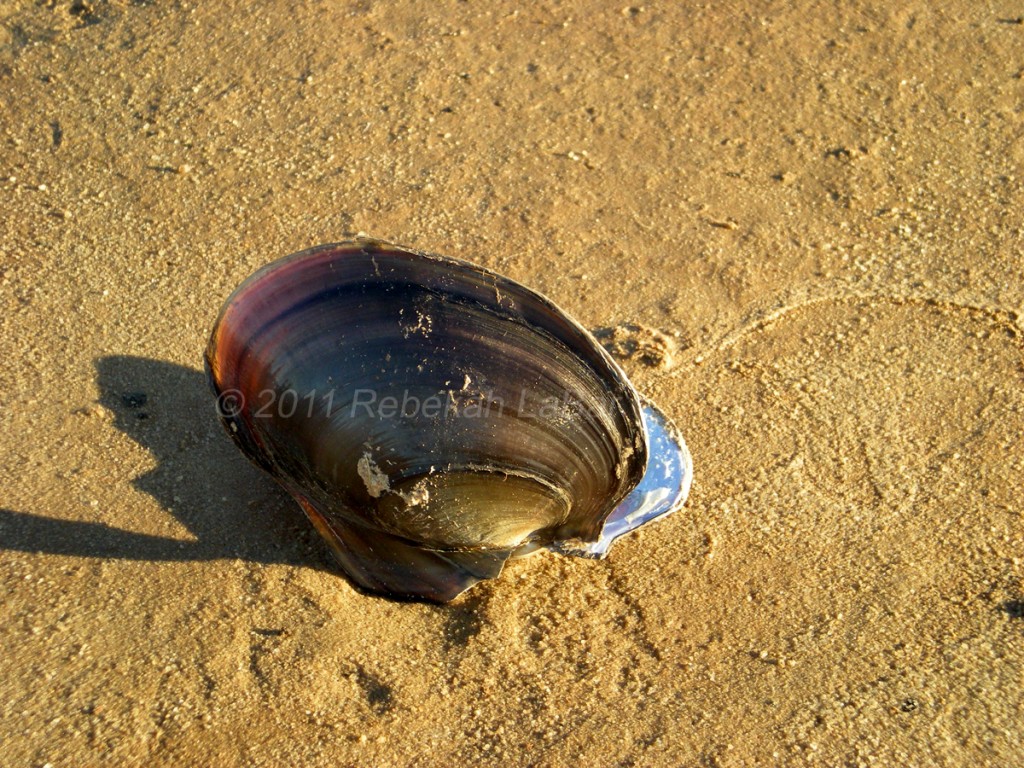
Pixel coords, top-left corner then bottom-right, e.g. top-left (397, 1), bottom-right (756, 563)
top-left (1, 1), bottom-right (1022, 765)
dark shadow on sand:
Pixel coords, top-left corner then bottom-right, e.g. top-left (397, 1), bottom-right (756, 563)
top-left (0, 356), bottom-right (332, 571)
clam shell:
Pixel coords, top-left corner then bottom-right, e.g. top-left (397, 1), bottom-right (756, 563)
top-left (205, 240), bottom-right (691, 602)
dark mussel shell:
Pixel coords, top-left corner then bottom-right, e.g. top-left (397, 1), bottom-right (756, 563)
top-left (206, 240), bottom-right (691, 602)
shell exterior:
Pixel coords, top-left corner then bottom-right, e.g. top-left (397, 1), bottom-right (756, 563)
top-left (205, 240), bottom-right (691, 602)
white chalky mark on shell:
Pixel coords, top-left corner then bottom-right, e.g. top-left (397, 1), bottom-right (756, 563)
top-left (397, 481), bottom-right (431, 508)
top-left (357, 451), bottom-right (390, 498)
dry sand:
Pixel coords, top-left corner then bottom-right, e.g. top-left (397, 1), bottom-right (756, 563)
top-left (1, 1), bottom-right (1022, 765)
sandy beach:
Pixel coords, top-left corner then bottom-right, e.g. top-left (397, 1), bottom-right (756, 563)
top-left (1, 1), bottom-right (1022, 764)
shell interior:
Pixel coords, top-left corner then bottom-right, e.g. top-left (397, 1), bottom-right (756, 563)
top-left (552, 403), bottom-right (693, 558)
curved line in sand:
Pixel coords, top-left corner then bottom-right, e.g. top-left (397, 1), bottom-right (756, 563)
top-left (709, 286), bottom-right (1023, 355)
